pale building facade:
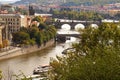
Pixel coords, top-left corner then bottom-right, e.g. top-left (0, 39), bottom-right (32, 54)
top-left (0, 27), bottom-right (3, 45)
top-left (0, 24), bottom-right (4, 45)
top-left (0, 14), bottom-right (29, 40)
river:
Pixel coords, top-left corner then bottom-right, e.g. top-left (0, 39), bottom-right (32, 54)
top-left (0, 29), bottom-right (78, 79)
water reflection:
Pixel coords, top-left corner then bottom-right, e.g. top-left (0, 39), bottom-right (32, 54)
top-left (0, 28), bottom-right (79, 79)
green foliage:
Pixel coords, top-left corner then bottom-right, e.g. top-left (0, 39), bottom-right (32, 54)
top-left (15, 7), bottom-right (28, 15)
top-left (29, 39), bottom-right (36, 46)
top-left (0, 44), bottom-right (3, 50)
top-left (12, 23), bottom-right (57, 47)
top-left (2, 39), bottom-right (9, 48)
top-left (12, 31), bottom-right (30, 45)
top-left (53, 10), bottom-right (103, 21)
top-left (32, 16), bottom-right (43, 23)
top-left (36, 31), bottom-right (44, 46)
top-left (0, 71), bottom-right (2, 80)
top-left (17, 0), bottom-right (120, 5)
top-left (66, 0), bottom-right (120, 5)
top-left (29, 27), bottom-right (39, 39)
top-left (38, 23), bottom-right (47, 30)
top-left (49, 23), bottom-right (120, 80)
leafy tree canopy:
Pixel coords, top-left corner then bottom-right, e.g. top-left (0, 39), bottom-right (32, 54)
top-left (49, 23), bottom-right (120, 80)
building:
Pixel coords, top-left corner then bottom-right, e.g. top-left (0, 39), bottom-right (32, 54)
top-left (0, 14), bottom-right (29, 40)
top-left (0, 20), bottom-right (4, 45)
top-left (0, 26), bottom-right (3, 45)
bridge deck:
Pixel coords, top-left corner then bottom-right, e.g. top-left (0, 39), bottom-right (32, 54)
top-left (57, 30), bottom-right (80, 37)
top-left (57, 30), bottom-right (80, 34)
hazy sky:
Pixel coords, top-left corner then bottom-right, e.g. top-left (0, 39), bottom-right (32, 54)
top-left (0, 0), bottom-right (19, 1)
top-left (0, 0), bottom-right (20, 3)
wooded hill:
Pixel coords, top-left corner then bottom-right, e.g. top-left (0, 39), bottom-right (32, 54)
top-left (14, 0), bottom-right (120, 5)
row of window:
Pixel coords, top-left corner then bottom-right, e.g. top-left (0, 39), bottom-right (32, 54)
top-left (9, 28), bottom-right (20, 32)
top-left (1, 18), bottom-right (20, 21)
top-left (10, 29), bottom-right (20, 32)
top-left (8, 26), bottom-right (20, 28)
top-left (8, 22), bottom-right (20, 25)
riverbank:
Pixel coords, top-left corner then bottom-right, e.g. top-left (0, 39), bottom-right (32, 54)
top-left (0, 39), bottom-right (55, 61)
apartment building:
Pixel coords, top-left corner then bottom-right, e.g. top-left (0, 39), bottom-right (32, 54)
top-left (0, 14), bottom-right (29, 40)
top-left (0, 26), bottom-right (3, 45)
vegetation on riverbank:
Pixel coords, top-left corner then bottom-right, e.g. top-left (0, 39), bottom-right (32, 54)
top-left (12, 16), bottom-right (57, 47)
top-left (49, 23), bottom-right (120, 80)
top-left (51, 10), bottom-right (120, 20)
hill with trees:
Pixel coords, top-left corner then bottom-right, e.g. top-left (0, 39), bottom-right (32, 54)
top-left (14, 0), bottom-right (120, 5)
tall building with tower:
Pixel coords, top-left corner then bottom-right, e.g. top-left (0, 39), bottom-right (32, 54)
top-left (29, 5), bottom-right (35, 15)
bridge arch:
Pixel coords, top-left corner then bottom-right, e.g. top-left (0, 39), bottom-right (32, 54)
top-left (90, 24), bottom-right (98, 28)
top-left (61, 24), bottom-right (71, 30)
top-left (74, 24), bottom-right (85, 31)
top-left (117, 25), bottom-right (120, 29)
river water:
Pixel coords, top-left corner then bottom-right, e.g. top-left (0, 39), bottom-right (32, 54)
top-left (0, 29), bottom-right (79, 79)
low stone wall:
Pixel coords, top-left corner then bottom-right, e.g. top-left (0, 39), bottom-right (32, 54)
top-left (0, 39), bottom-right (55, 61)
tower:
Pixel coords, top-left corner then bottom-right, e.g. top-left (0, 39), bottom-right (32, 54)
top-left (29, 5), bottom-right (35, 15)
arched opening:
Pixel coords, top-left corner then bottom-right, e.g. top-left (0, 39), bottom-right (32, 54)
top-left (90, 24), bottom-right (98, 28)
top-left (61, 24), bottom-right (71, 30)
top-left (117, 25), bottom-right (120, 29)
top-left (75, 24), bottom-right (85, 31)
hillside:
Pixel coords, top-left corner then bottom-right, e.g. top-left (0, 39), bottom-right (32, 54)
top-left (14, 0), bottom-right (120, 5)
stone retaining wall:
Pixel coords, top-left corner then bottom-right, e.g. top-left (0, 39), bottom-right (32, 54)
top-left (0, 39), bottom-right (55, 61)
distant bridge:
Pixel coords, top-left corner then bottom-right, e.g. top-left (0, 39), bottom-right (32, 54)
top-left (53, 19), bottom-right (101, 30)
top-left (57, 30), bottom-right (80, 37)
top-left (56, 30), bottom-right (80, 42)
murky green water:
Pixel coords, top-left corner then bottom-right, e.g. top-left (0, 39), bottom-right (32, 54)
top-left (0, 37), bottom-right (77, 80)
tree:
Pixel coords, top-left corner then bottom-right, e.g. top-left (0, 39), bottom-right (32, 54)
top-left (32, 16), bottom-right (43, 23)
top-left (49, 23), bottom-right (120, 80)
top-left (2, 39), bottom-right (9, 48)
top-left (38, 23), bottom-right (47, 30)
top-left (36, 31), bottom-right (44, 46)
top-left (12, 31), bottom-right (30, 45)
top-left (29, 27), bottom-right (39, 39)
top-left (0, 44), bottom-right (3, 51)
top-left (0, 71), bottom-right (2, 80)
top-left (12, 21), bottom-right (57, 47)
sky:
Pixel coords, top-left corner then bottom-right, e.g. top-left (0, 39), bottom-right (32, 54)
top-left (0, 0), bottom-right (20, 4)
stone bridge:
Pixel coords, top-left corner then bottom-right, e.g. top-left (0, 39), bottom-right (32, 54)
top-left (56, 30), bottom-right (80, 42)
top-left (53, 20), bottom-right (101, 30)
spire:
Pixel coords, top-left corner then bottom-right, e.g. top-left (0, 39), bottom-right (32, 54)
top-left (28, 4), bottom-right (35, 15)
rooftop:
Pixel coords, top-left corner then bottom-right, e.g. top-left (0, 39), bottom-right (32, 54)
top-left (0, 14), bottom-right (25, 18)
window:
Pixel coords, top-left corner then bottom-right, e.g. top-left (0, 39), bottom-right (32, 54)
top-left (17, 23), bottom-right (19, 25)
top-left (17, 19), bottom-right (19, 21)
